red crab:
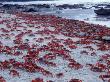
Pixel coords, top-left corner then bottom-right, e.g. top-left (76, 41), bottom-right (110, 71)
top-left (68, 62), bottom-right (83, 70)
top-left (0, 76), bottom-right (6, 82)
top-left (32, 78), bottom-right (43, 82)
top-left (99, 74), bottom-right (110, 81)
top-left (56, 73), bottom-right (64, 78)
top-left (69, 79), bottom-right (82, 82)
top-left (9, 70), bottom-right (19, 77)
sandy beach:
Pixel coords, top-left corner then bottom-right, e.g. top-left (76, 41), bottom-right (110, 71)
top-left (0, 10), bottom-right (110, 82)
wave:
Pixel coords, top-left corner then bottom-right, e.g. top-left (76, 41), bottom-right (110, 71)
top-left (2, 0), bottom-right (110, 5)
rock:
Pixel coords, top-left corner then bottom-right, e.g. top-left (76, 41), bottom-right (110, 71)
top-left (94, 8), bottom-right (110, 15)
top-left (36, 4), bottom-right (50, 8)
top-left (25, 8), bottom-right (37, 12)
top-left (56, 4), bottom-right (84, 9)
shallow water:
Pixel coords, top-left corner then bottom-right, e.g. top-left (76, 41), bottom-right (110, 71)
top-left (38, 8), bottom-right (110, 27)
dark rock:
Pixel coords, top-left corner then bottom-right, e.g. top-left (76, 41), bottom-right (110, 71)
top-left (36, 4), bottom-right (50, 8)
top-left (94, 8), bottom-right (110, 15)
top-left (56, 4), bottom-right (84, 9)
top-left (24, 8), bottom-right (37, 12)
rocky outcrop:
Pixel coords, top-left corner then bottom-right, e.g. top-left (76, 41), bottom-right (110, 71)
top-left (56, 4), bottom-right (84, 9)
top-left (24, 8), bottom-right (37, 12)
top-left (94, 8), bottom-right (110, 15)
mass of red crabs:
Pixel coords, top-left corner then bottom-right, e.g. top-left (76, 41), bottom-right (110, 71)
top-left (0, 11), bottom-right (110, 82)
